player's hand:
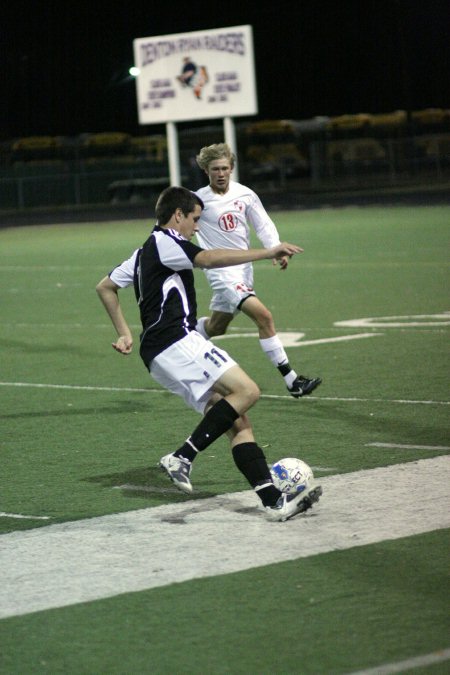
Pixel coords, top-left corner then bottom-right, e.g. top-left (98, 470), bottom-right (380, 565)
top-left (271, 242), bottom-right (303, 260)
top-left (112, 335), bottom-right (133, 355)
top-left (272, 254), bottom-right (290, 270)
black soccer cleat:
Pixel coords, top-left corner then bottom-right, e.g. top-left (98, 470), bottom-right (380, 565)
top-left (288, 375), bottom-right (322, 398)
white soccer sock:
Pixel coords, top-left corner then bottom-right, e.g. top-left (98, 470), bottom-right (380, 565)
top-left (259, 335), bottom-right (288, 366)
top-left (259, 335), bottom-right (297, 387)
top-left (195, 316), bottom-right (209, 339)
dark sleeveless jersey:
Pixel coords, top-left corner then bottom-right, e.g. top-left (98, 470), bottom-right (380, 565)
top-left (109, 225), bottom-right (203, 367)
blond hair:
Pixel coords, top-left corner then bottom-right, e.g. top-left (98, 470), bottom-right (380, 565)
top-left (196, 143), bottom-right (235, 171)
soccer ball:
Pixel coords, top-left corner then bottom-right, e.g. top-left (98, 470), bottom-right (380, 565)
top-left (270, 457), bottom-right (314, 495)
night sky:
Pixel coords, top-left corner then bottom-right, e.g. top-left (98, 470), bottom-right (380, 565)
top-left (2, 0), bottom-right (449, 140)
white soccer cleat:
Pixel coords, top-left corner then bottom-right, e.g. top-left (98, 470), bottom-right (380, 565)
top-left (158, 453), bottom-right (193, 494)
top-left (264, 485), bottom-right (322, 522)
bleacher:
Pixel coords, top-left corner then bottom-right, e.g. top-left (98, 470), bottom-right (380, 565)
top-left (0, 108), bottom-right (449, 210)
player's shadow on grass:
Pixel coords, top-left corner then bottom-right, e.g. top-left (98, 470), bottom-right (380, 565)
top-left (2, 337), bottom-right (92, 355)
top-left (83, 466), bottom-right (217, 501)
top-left (1, 399), bottom-right (154, 420)
top-left (291, 399), bottom-right (449, 445)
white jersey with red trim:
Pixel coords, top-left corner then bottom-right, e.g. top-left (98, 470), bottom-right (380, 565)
top-left (195, 181), bottom-right (280, 254)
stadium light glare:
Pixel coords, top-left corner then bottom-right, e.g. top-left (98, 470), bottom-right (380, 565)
top-left (129, 67), bottom-right (140, 77)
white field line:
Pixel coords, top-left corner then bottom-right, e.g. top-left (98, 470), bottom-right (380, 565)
top-left (0, 381), bottom-right (164, 394)
top-left (0, 512), bottom-right (51, 520)
top-left (0, 381), bottom-right (449, 406)
top-left (288, 333), bottom-right (384, 346)
top-left (2, 322), bottom-right (446, 335)
top-left (261, 394), bottom-right (450, 405)
top-left (345, 647), bottom-right (450, 675)
top-left (2, 325), bottom-right (384, 348)
top-left (367, 442), bottom-right (450, 451)
top-left (212, 331), bottom-right (383, 347)
top-left (0, 456), bottom-right (448, 619)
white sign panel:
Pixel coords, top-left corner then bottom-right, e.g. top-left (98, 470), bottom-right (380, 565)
top-left (133, 25), bottom-right (258, 124)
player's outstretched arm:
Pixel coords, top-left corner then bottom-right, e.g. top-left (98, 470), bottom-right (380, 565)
top-left (194, 242), bottom-right (303, 269)
top-left (96, 276), bottom-right (133, 355)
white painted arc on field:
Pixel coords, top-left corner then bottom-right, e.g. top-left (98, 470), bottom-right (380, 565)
top-left (0, 456), bottom-right (448, 620)
top-left (335, 312), bottom-right (450, 328)
top-left (345, 647), bottom-right (450, 675)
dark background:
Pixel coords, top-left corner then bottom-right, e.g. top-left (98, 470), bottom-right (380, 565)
top-left (2, 0), bottom-right (449, 140)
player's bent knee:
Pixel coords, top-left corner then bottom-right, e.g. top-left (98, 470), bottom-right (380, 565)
top-left (244, 380), bottom-right (260, 407)
top-left (258, 310), bottom-right (274, 331)
top-left (207, 311), bottom-right (234, 337)
top-left (208, 316), bottom-right (232, 336)
top-left (231, 380), bottom-right (260, 413)
top-left (217, 366), bottom-right (260, 411)
top-left (249, 308), bottom-right (274, 333)
top-left (207, 322), bottom-right (226, 337)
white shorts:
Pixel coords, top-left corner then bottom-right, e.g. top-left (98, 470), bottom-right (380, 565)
top-left (150, 331), bottom-right (237, 414)
top-left (204, 264), bottom-right (256, 314)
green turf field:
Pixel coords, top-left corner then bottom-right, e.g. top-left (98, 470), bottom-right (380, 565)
top-left (1, 205), bottom-right (449, 674)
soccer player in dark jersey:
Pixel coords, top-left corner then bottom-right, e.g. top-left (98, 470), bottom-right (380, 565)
top-left (96, 186), bottom-right (322, 522)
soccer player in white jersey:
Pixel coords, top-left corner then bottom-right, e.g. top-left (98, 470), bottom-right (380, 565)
top-left (194, 143), bottom-right (321, 398)
top-left (96, 186), bottom-right (322, 522)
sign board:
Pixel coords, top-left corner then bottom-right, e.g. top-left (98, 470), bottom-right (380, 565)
top-left (133, 25), bottom-right (258, 125)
